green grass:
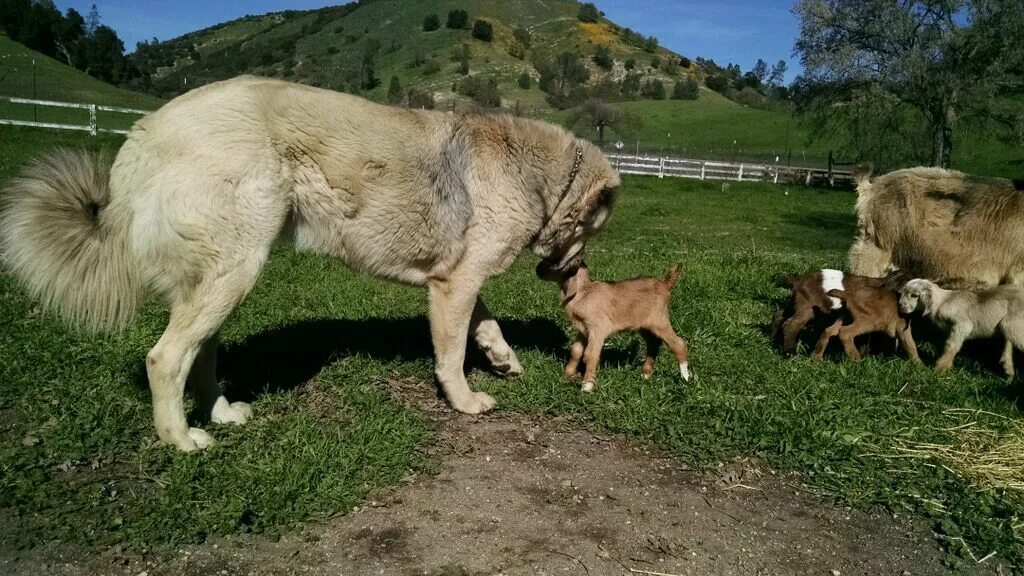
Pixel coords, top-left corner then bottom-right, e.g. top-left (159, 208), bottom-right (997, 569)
top-left (0, 36), bottom-right (162, 132)
top-left (2, 125), bottom-right (1024, 568)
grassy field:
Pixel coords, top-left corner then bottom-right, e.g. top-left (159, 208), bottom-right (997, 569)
top-left (2, 125), bottom-right (1024, 568)
top-left (0, 36), bottom-right (162, 132)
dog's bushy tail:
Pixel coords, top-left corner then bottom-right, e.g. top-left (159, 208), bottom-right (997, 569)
top-left (664, 263), bottom-right (685, 287)
top-left (0, 148), bottom-right (141, 332)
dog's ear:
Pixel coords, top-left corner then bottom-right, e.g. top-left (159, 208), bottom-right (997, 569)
top-left (580, 181), bottom-right (617, 233)
top-left (919, 283), bottom-right (933, 314)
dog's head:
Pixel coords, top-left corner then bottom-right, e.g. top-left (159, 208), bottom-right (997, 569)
top-left (533, 144), bottom-right (619, 277)
top-left (899, 278), bottom-right (934, 315)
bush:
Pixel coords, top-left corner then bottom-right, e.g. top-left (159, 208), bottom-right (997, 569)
top-left (650, 56), bottom-right (661, 70)
top-left (578, 2), bottom-right (600, 23)
top-left (447, 9), bottom-right (468, 29)
top-left (680, 56), bottom-right (691, 68)
top-left (457, 43), bottom-right (470, 75)
top-left (513, 25), bottom-right (531, 48)
top-left (387, 76), bottom-right (403, 104)
top-left (624, 58), bottom-right (636, 71)
top-left (641, 78), bottom-right (666, 100)
top-left (423, 14), bottom-right (440, 32)
top-left (472, 20), bottom-right (493, 42)
top-left (508, 43), bottom-right (527, 60)
top-left (326, 46), bottom-right (339, 55)
top-left (422, 59), bottom-right (441, 75)
top-left (407, 88), bottom-right (435, 109)
top-left (457, 75), bottom-right (501, 107)
top-left (672, 76), bottom-right (699, 100)
top-left (642, 35), bottom-right (659, 53)
top-left (593, 46), bottom-right (613, 70)
top-left (518, 72), bottom-right (531, 89)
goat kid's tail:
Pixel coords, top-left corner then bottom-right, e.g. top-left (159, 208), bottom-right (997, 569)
top-left (826, 289), bottom-right (848, 301)
top-left (664, 263), bottom-right (685, 287)
top-left (0, 148), bottom-right (141, 332)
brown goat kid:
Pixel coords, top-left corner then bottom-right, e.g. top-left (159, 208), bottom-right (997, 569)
top-left (539, 262), bottom-right (690, 392)
top-left (774, 269), bottom-right (920, 363)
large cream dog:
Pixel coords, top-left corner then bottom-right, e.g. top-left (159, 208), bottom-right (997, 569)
top-left (848, 165), bottom-right (1024, 289)
top-left (0, 75), bottom-right (620, 451)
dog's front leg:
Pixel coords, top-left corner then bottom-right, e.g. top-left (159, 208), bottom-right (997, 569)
top-left (935, 323), bottom-right (971, 373)
top-left (470, 297), bottom-right (523, 377)
top-left (429, 277), bottom-right (497, 414)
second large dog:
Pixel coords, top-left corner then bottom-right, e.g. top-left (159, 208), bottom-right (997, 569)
top-left (0, 76), bottom-right (620, 451)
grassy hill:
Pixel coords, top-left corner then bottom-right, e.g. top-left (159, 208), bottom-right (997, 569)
top-left (0, 34), bottom-right (162, 131)
top-left (133, 0), bottom-right (694, 112)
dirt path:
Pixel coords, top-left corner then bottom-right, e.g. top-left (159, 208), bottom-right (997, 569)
top-left (2, 380), bottom-right (999, 576)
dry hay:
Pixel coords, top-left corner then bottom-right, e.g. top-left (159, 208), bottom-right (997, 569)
top-left (886, 408), bottom-right (1024, 493)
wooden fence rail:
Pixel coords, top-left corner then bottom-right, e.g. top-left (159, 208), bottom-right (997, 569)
top-left (606, 153), bottom-right (854, 187)
top-left (0, 96), bottom-right (150, 136)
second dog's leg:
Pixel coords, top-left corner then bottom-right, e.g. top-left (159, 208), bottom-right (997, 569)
top-left (470, 297), bottom-right (523, 377)
top-left (1001, 338), bottom-right (1016, 378)
top-left (641, 330), bottom-right (661, 378)
top-left (428, 276), bottom-right (495, 414)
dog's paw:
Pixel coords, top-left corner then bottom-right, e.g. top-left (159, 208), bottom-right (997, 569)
top-left (177, 427), bottom-right (215, 452)
top-left (451, 391), bottom-right (497, 414)
top-left (581, 381), bottom-right (595, 392)
top-left (211, 398), bottom-right (253, 425)
top-left (679, 362), bottom-right (692, 382)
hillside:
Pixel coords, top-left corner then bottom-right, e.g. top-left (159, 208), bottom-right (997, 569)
top-left (131, 0), bottom-right (695, 112)
top-left (0, 34), bottom-right (162, 130)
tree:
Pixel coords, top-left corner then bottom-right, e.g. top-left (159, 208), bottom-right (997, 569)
top-left (593, 46), bottom-right (613, 70)
top-left (387, 76), bottom-right (403, 104)
top-left (751, 58), bottom-right (768, 85)
top-left (566, 99), bottom-right (636, 146)
top-left (86, 3), bottom-right (99, 35)
top-left (423, 14), bottom-right (440, 32)
top-left (407, 88), bottom-right (435, 109)
top-left (680, 56), bottom-right (691, 68)
top-left (518, 72), bottom-right (532, 89)
top-left (793, 0), bottom-right (1024, 168)
top-left (513, 25), bottom-right (531, 48)
top-left (457, 43), bottom-right (470, 75)
top-left (673, 76), bottom-right (699, 100)
top-left (360, 38), bottom-right (381, 90)
top-left (641, 78), bottom-right (666, 100)
top-left (536, 51), bottom-right (591, 108)
top-left (446, 9), bottom-right (468, 29)
top-left (767, 59), bottom-right (787, 87)
top-left (620, 70), bottom-right (641, 98)
top-left (642, 36), bottom-right (658, 53)
top-left (472, 19), bottom-right (493, 42)
top-left (578, 2), bottom-right (600, 23)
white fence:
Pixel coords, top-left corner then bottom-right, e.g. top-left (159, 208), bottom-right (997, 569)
top-left (0, 96), bottom-right (150, 136)
top-left (606, 153), bottom-right (855, 187)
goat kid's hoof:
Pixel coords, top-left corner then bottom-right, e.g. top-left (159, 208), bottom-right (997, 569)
top-left (679, 363), bottom-right (692, 382)
top-left (581, 381), bottom-right (595, 393)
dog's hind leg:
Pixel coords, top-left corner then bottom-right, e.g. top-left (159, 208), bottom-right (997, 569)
top-left (470, 297), bottom-right (523, 377)
top-left (641, 330), bottom-right (661, 378)
top-left (147, 259), bottom-right (265, 451)
top-left (187, 335), bottom-right (252, 426)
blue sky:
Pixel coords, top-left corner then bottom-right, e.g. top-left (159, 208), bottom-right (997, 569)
top-left (54, 0), bottom-right (801, 81)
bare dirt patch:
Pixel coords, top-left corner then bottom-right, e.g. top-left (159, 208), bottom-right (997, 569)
top-left (0, 379), bottom-right (999, 575)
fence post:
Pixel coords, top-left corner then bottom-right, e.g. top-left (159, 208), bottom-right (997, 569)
top-left (805, 170), bottom-right (812, 186)
top-left (700, 162), bottom-right (706, 180)
top-left (737, 164), bottom-right (744, 182)
top-left (88, 104), bottom-right (97, 136)
top-left (658, 157), bottom-right (665, 179)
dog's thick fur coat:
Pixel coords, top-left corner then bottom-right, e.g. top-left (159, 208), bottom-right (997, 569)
top-left (0, 76), bottom-right (620, 451)
top-left (849, 166), bottom-right (1024, 289)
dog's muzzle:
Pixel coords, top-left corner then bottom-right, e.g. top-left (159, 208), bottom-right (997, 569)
top-left (536, 243), bottom-right (585, 279)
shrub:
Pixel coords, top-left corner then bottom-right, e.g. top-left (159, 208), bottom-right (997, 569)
top-left (624, 58), bottom-right (636, 71)
top-left (387, 76), bottom-right (403, 104)
top-left (593, 46), bottom-right (613, 70)
top-left (472, 20), bottom-right (493, 42)
top-left (680, 56), bottom-right (691, 68)
top-left (641, 78), bottom-right (666, 100)
top-left (513, 25), bottom-right (531, 48)
top-left (446, 9), bottom-right (468, 29)
top-left (423, 59), bottom-right (441, 75)
top-left (508, 43), bottom-right (527, 60)
top-left (457, 75), bottom-right (501, 107)
top-left (518, 72), bottom-right (531, 89)
top-left (651, 56), bottom-right (662, 70)
top-left (578, 2), bottom-right (600, 23)
top-left (326, 46), bottom-right (339, 55)
top-left (673, 76), bottom-right (699, 100)
top-left (423, 14), bottom-right (440, 32)
top-left (407, 88), bottom-right (435, 109)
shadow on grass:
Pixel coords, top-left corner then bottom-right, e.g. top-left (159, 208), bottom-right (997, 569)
top-left (779, 210), bottom-right (857, 252)
top-left (216, 316), bottom-right (571, 401)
